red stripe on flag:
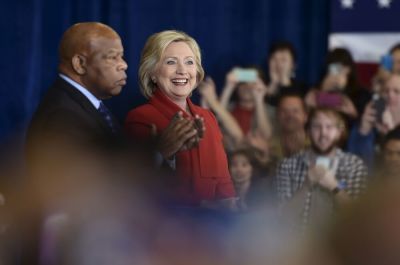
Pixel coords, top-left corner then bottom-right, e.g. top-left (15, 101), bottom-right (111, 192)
top-left (355, 63), bottom-right (379, 90)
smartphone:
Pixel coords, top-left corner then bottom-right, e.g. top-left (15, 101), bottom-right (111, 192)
top-left (234, 68), bottom-right (258, 82)
top-left (328, 63), bottom-right (343, 75)
top-left (315, 156), bottom-right (331, 170)
top-left (381, 54), bottom-right (393, 71)
top-left (316, 91), bottom-right (343, 108)
top-left (372, 94), bottom-right (386, 123)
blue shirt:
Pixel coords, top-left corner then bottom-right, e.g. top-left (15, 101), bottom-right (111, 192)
top-left (347, 123), bottom-right (376, 169)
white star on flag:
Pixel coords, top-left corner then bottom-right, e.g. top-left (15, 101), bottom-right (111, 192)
top-left (377, 0), bottom-right (392, 8)
top-left (341, 0), bottom-right (355, 9)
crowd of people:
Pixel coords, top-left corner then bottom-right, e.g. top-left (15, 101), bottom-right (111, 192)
top-left (1, 22), bottom-right (400, 265)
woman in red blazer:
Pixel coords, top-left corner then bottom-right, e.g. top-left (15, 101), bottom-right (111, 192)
top-left (125, 30), bottom-right (236, 207)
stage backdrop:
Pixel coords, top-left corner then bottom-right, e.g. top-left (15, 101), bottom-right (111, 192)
top-left (0, 0), bottom-right (329, 144)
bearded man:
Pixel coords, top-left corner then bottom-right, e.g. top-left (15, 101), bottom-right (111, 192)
top-left (276, 107), bottom-right (367, 231)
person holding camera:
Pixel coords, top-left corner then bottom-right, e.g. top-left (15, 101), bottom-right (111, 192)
top-left (348, 74), bottom-right (400, 167)
top-left (305, 48), bottom-right (371, 122)
top-left (125, 30), bottom-right (236, 208)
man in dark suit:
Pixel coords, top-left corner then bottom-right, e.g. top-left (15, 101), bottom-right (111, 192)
top-left (26, 22), bottom-right (127, 158)
top-left (22, 22), bottom-right (129, 265)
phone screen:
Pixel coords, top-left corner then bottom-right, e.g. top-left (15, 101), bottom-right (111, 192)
top-left (315, 156), bottom-right (331, 169)
top-left (328, 63), bottom-right (343, 75)
top-left (234, 68), bottom-right (258, 82)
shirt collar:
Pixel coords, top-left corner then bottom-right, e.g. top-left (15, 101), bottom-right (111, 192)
top-left (59, 73), bottom-right (101, 109)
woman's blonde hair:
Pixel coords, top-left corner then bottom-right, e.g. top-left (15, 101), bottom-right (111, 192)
top-left (138, 30), bottom-right (205, 98)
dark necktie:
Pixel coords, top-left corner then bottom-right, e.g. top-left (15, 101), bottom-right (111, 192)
top-left (98, 102), bottom-right (119, 133)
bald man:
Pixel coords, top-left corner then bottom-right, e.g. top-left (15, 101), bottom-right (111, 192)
top-left (26, 22), bottom-right (128, 159)
top-left (22, 22), bottom-right (129, 265)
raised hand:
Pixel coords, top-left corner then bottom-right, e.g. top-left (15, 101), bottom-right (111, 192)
top-left (198, 77), bottom-right (218, 106)
top-left (250, 78), bottom-right (268, 101)
top-left (359, 101), bottom-right (377, 135)
top-left (338, 95), bottom-right (358, 118)
top-left (225, 68), bottom-right (240, 87)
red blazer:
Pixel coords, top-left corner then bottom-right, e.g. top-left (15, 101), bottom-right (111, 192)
top-left (125, 89), bottom-right (235, 204)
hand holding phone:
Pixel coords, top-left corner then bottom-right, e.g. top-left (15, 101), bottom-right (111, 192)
top-left (308, 156), bottom-right (333, 187)
top-left (372, 94), bottom-right (386, 123)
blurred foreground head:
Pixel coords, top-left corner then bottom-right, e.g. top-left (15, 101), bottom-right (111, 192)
top-left (328, 180), bottom-right (400, 265)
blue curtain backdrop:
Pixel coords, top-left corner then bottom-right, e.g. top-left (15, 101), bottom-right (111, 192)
top-left (0, 0), bottom-right (329, 144)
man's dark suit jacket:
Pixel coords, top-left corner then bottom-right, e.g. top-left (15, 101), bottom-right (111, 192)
top-left (22, 77), bottom-right (125, 265)
top-left (26, 77), bottom-right (122, 162)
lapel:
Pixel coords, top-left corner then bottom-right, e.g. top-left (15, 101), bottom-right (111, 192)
top-left (55, 78), bottom-right (116, 134)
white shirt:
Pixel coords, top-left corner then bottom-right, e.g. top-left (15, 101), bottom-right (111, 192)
top-left (59, 73), bottom-right (101, 109)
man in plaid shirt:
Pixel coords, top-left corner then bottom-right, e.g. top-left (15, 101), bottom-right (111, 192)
top-left (276, 107), bottom-right (368, 230)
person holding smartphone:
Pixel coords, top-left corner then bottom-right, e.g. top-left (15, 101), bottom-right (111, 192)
top-left (305, 48), bottom-right (371, 122)
top-left (265, 41), bottom-right (308, 106)
top-left (348, 74), bottom-right (400, 167)
top-left (276, 108), bottom-right (367, 232)
top-left (214, 66), bottom-right (274, 169)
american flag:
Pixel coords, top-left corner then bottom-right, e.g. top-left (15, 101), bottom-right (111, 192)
top-left (329, 0), bottom-right (400, 88)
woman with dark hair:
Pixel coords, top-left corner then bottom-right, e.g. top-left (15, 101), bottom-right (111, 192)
top-left (265, 41), bottom-right (308, 106)
top-left (305, 48), bottom-right (371, 121)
